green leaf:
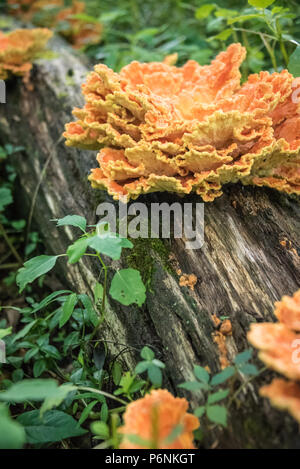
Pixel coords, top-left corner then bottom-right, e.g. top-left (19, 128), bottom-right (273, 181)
top-left (91, 420), bottom-right (110, 439)
top-left (0, 327), bottom-right (12, 340)
top-left (17, 410), bottom-right (86, 444)
top-left (195, 4), bottom-right (215, 19)
top-left (59, 293), bottom-right (78, 328)
top-left (94, 282), bottom-right (104, 303)
top-left (11, 319), bottom-right (38, 343)
top-left (228, 14), bottom-right (264, 24)
top-left (178, 381), bottom-right (208, 391)
top-left (33, 359), bottom-right (47, 378)
top-left (56, 215), bottom-right (87, 232)
top-left (211, 367), bottom-right (235, 386)
top-left (141, 346), bottom-right (155, 361)
top-left (0, 187), bottom-right (13, 212)
top-left (234, 349), bottom-right (252, 365)
top-left (238, 363), bottom-right (259, 376)
top-left (0, 379), bottom-right (62, 402)
top-left (207, 389), bottom-right (229, 405)
top-left (135, 360), bottom-right (150, 374)
top-left (248, 0), bottom-right (276, 8)
top-left (112, 362), bottom-right (122, 386)
top-left (206, 405), bottom-right (227, 426)
top-left (67, 237), bottom-right (89, 264)
top-left (164, 424), bottom-right (184, 445)
top-left (30, 290), bottom-right (72, 314)
top-left (194, 365), bottom-right (210, 384)
top-left (100, 402), bottom-right (108, 422)
top-left (79, 400), bottom-right (98, 425)
top-left (16, 255), bottom-right (59, 292)
top-left (87, 234), bottom-right (132, 260)
top-left (109, 268), bottom-right (146, 306)
top-left (288, 46), bottom-right (300, 77)
top-left (40, 384), bottom-right (76, 416)
top-left (0, 404), bottom-right (26, 449)
top-left (148, 364), bottom-right (162, 387)
top-left (211, 28), bottom-right (233, 41)
top-left (78, 294), bottom-right (99, 327)
top-left (194, 406), bottom-right (206, 418)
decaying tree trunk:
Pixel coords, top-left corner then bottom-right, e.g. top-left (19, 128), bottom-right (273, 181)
top-left (1, 32), bottom-right (300, 449)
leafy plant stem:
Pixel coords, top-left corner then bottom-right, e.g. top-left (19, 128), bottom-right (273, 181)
top-left (77, 386), bottom-right (127, 405)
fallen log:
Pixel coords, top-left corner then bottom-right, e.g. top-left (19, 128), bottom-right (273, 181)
top-left (1, 32), bottom-right (300, 449)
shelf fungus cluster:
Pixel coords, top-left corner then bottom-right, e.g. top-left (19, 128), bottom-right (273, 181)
top-left (0, 28), bottom-right (52, 81)
top-left (64, 43), bottom-right (300, 202)
top-left (7, 0), bottom-right (102, 49)
top-left (248, 290), bottom-right (300, 423)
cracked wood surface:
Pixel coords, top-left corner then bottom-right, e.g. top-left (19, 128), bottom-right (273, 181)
top-left (1, 34), bottom-right (300, 448)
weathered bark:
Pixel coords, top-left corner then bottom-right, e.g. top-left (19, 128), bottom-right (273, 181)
top-left (1, 33), bottom-right (300, 449)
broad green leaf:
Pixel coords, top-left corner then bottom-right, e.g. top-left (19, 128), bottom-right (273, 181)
top-left (211, 28), bottom-right (233, 41)
top-left (0, 404), bottom-right (26, 449)
top-left (109, 268), bottom-right (146, 306)
top-left (228, 14), bottom-right (264, 24)
top-left (78, 294), bottom-right (99, 327)
top-left (195, 4), bottom-right (215, 19)
top-left (59, 293), bottom-right (78, 328)
top-left (67, 237), bottom-right (89, 264)
top-left (0, 379), bottom-right (61, 402)
top-left (194, 406), bottom-right (206, 418)
top-left (0, 187), bottom-right (13, 212)
top-left (238, 363), bottom-right (259, 376)
top-left (148, 364), bottom-right (162, 387)
top-left (194, 365), bottom-right (210, 384)
top-left (56, 215), bottom-right (87, 232)
top-left (112, 362), bottom-right (122, 386)
top-left (135, 360), bottom-right (149, 374)
top-left (206, 405), bottom-right (227, 426)
top-left (91, 420), bottom-right (110, 439)
top-left (79, 400), bottom-right (98, 425)
top-left (94, 282), bottom-right (104, 303)
top-left (0, 327), bottom-right (12, 340)
top-left (11, 319), bottom-right (38, 343)
top-left (211, 367), bottom-right (235, 386)
top-left (288, 46), bottom-right (300, 77)
top-left (178, 381), bottom-right (208, 391)
top-left (30, 290), bottom-right (71, 314)
top-left (248, 0), bottom-right (276, 8)
top-left (33, 359), bottom-right (47, 378)
top-left (100, 402), bottom-right (108, 423)
top-left (207, 389), bottom-right (229, 405)
top-left (17, 410), bottom-right (86, 444)
top-left (234, 349), bottom-right (252, 365)
top-left (16, 255), bottom-right (58, 292)
top-left (141, 346), bottom-right (155, 361)
top-left (40, 384), bottom-right (76, 416)
top-left (87, 234), bottom-right (132, 260)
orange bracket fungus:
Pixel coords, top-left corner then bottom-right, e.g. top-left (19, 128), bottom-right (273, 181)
top-left (0, 28), bottom-right (53, 81)
top-left (248, 290), bottom-right (300, 423)
top-left (118, 389), bottom-right (199, 449)
top-left (64, 43), bottom-right (300, 202)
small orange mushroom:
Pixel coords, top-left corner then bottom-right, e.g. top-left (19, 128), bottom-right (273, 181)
top-left (119, 389), bottom-right (199, 449)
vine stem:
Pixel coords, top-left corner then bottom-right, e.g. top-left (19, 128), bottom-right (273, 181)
top-left (0, 222), bottom-right (23, 264)
top-left (227, 366), bottom-right (267, 409)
